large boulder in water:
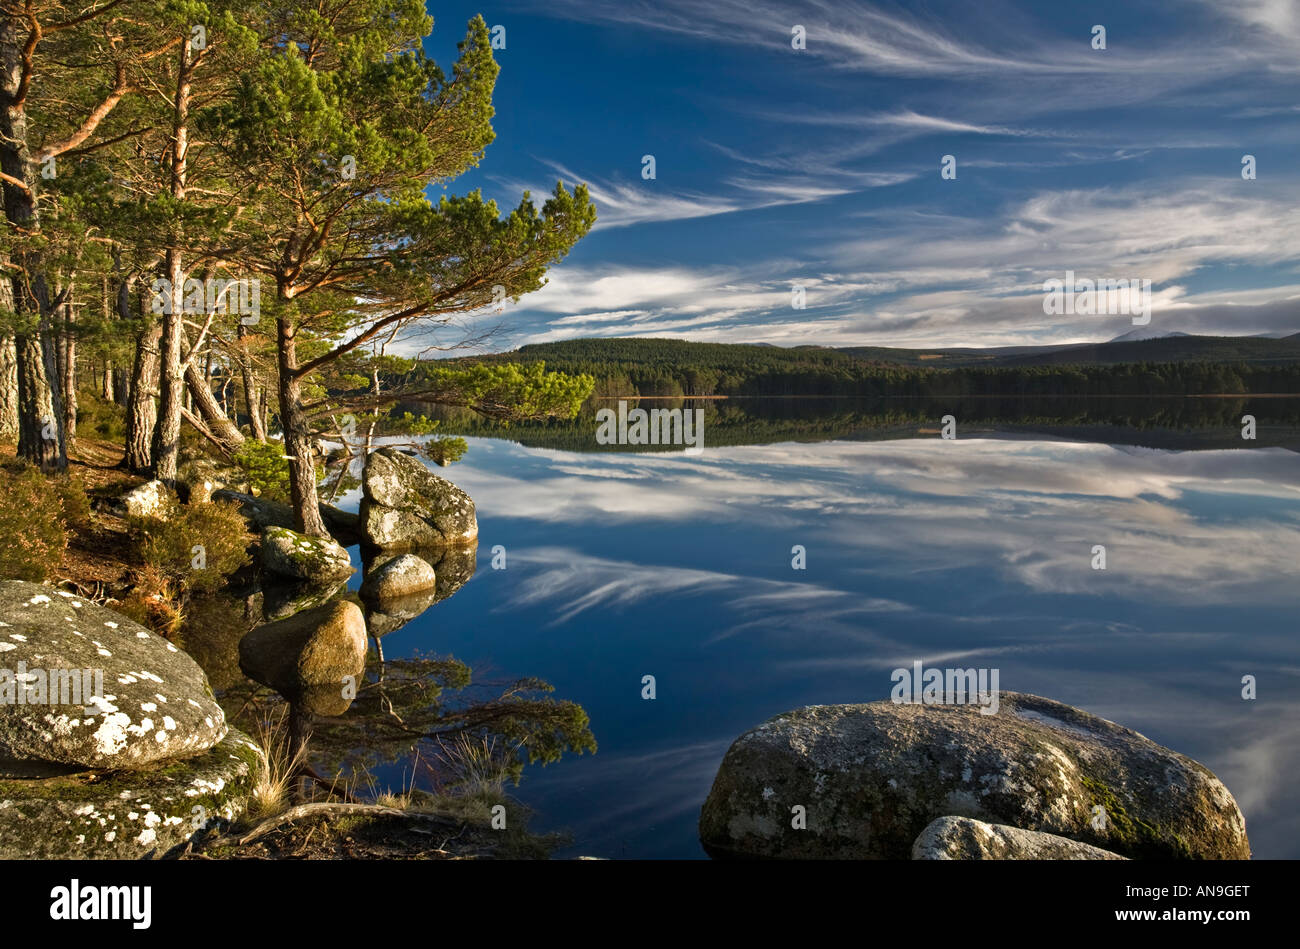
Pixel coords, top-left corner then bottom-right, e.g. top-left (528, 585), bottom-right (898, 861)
top-left (360, 553), bottom-right (436, 601)
top-left (238, 600), bottom-right (366, 697)
top-left (0, 728), bottom-right (264, 859)
top-left (359, 447), bottom-right (477, 550)
top-left (360, 545), bottom-right (477, 636)
top-left (912, 816), bottom-right (1127, 860)
top-left (0, 582), bottom-right (228, 771)
top-left (699, 692), bottom-right (1249, 860)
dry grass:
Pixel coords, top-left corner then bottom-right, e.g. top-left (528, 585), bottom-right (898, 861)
top-left (433, 732), bottom-right (512, 798)
top-left (247, 709), bottom-right (309, 819)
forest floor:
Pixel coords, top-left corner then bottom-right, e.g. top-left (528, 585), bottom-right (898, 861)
top-left (52, 437), bottom-right (142, 595)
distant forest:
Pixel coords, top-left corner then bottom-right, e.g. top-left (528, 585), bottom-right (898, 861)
top-left (441, 337), bottom-right (1300, 402)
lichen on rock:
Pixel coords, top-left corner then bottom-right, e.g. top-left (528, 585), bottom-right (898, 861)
top-left (358, 448), bottom-right (477, 550)
top-left (698, 692), bottom-right (1250, 860)
top-left (0, 582), bottom-right (228, 771)
top-left (0, 728), bottom-right (265, 859)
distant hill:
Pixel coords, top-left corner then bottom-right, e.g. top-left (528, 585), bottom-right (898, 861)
top-left (840, 333), bottom-right (1300, 367)
top-left (506, 333), bottom-right (1300, 370)
top-left (1109, 329), bottom-right (1190, 343)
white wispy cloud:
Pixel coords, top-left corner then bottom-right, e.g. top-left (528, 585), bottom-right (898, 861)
top-left (465, 178), bottom-right (1300, 350)
top-left (493, 158), bottom-right (909, 230)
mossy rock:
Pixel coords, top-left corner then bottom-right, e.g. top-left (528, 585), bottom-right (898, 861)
top-left (699, 692), bottom-right (1249, 860)
top-left (0, 728), bottom-right (264, 859)
top-left (260, 525), bottom-right (355, 586)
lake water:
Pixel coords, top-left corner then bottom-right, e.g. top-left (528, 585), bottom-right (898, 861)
top-left (335, 398), bottom-right (1300, 859)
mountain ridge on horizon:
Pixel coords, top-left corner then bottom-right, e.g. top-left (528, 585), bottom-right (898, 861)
top-left (480, 331), bottom-right (1300, 370)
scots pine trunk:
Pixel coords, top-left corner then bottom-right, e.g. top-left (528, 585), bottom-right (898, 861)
top-left (59, 296), bottom-right (75, 445)
top-left (184, 356), bottom-right (245, 456)
top-left (152, 40), bottom-right (193, 484)
top-left (0, 333), bottom-right (16, 440)
top-left (100, 277), bottom-right (112, 400)
top-left (152, 250), bottom-right (185, 481)
top-left (16, 334), bottom-right (61, 469)
top-left (237, 322), bottom-right (266, 440)
top-left (125, 316), bottom-right (160, 473)
top-left (276, 312), bottom-right (327, 537)
top-left (0, 14), bottom-right (65, 471)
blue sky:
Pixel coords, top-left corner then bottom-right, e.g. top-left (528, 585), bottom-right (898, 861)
top-left (416, 0), bottom-right (1300, 352)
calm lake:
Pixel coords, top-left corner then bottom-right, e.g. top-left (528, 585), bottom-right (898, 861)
top-left (333, 397), bottom-right (1300, 859)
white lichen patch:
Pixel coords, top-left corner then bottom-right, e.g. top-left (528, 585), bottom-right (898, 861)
top-left (92, 712), bottom-right (132, 756)
top-left (184, 776), bottom-right (226, 798)
top-left (44, 713), bottom-right (80, 736)
top-left (27, 595), bottom-right (50, 605)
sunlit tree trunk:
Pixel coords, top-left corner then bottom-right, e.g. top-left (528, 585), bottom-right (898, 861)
top-left (276, 309), bottom-right (327, 537)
